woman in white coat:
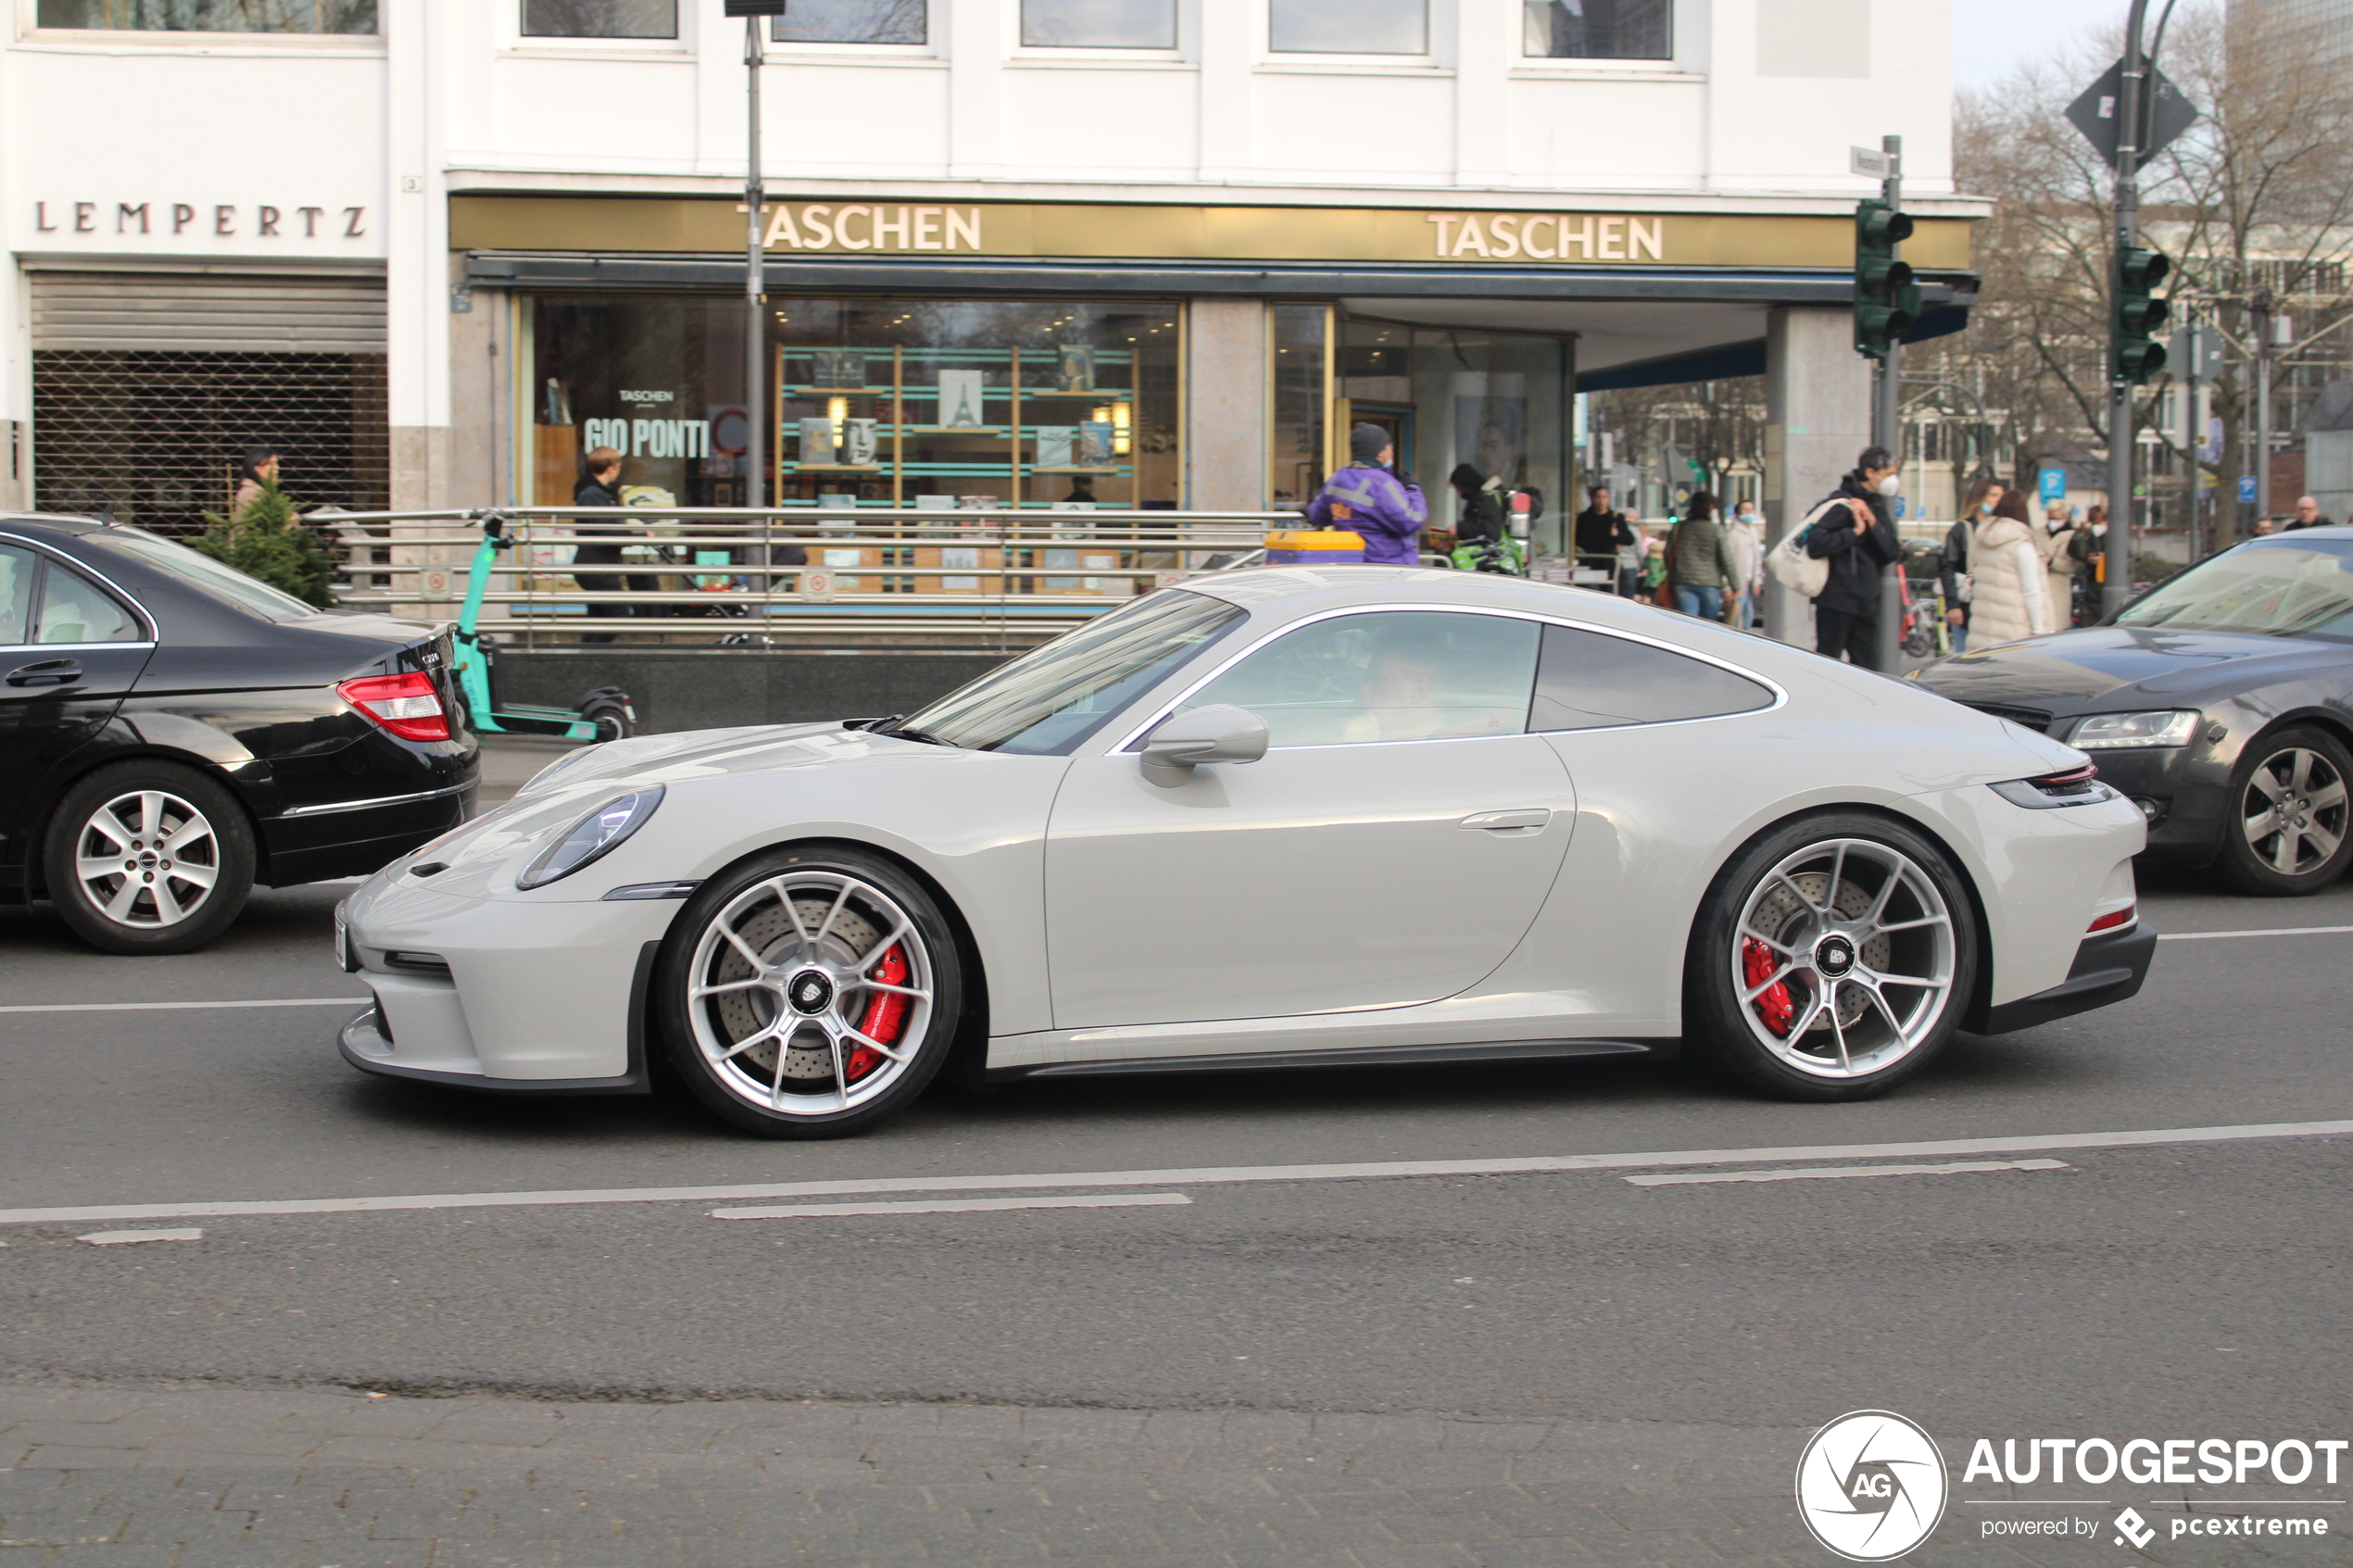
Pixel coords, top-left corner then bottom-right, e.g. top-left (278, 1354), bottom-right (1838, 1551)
top-left (1968, 488), bottom-right (2049, 646)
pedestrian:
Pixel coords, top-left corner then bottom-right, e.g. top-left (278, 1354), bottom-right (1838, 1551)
top-left (2284, 495), bottom-right (2334, 532)
top-left (1725, 497), bottom-right (1767, 629)
top-left (572, 445), bottom-right (640, 646)
top-left (1639, 526), bottom-right (1671, 602)
top-left (232, 445), bottom-right (280, 516)
top-left (2251, 515), bottom-right (2278, 536)
top-left (1944, 477), bottom-right (2004, 654)
top-left (1967, 486), bottom-right (2050, 646)
top-left (2041, 501), bottom-right (2084, 632)
top-left (1666, 490), bottom-right (1742, 621)
top-left (1308, 423), bottom-right (1428, 565)
top-left (1802, 446), bottom-right (1906, 668)
top-left (1573, 483), bottom-right (1637, 593)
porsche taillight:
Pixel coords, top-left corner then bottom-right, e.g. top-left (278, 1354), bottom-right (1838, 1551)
top-left (338, 671), bottom-right (449, 743)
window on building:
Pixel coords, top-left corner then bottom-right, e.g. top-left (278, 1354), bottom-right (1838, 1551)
top-left (522, 0), bottom-right (675, 39)
top-left (1523, 0), bottom-right (1672, 60)
top-left (1022, 0), bottom-right (1176, 49)
top-left (1270, 305), bottom-right (1329, 509)
top-left (1271, 0), bottom-right (1424, 54)
top-left (774, 0), bottom-right (925, 44)
top-left (35, 0), bottom-right (376, 31)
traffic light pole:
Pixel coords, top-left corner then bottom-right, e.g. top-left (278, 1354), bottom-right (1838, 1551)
top-left (1874, 135), bottom-right (1905, 674)
top-left (743, 13), bottom-right (766, 511)
top-left (2104, 0), bottom-right (2151, 621)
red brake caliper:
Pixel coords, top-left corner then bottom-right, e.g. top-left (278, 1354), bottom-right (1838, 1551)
top-left (846, 944), bottom-right (909, 1084)
top-left (1743, 937), bottom-right (1793, 1037)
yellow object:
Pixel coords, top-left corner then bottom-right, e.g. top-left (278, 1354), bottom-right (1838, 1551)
top-left (1265, 529), bottom-right (1366, 563)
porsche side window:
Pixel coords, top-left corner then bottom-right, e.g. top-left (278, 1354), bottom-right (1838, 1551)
top-left (33, 559), bottom-right (141, 645)
top-left (1530, 623), bottom-right (1773, 732)
top-left (0, 546), bottom-right (33, 646)
top-left (1177, 610), bottom-right (1540, 747)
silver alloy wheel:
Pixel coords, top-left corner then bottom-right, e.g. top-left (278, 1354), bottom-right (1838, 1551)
top-left (2240, 746), bottom-right (2348, 877)
top-left (685, 871), bottom-right (936, 1116)
top-left (1730, 837), bottom-right (1957, 1079)
top-left (71, 789), bottom-right (223, 930)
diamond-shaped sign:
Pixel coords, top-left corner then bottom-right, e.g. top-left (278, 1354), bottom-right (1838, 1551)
top-left (2069, 59), bottom-right (2199, 169)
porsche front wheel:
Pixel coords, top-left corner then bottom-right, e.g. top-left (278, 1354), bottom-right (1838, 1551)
top-left (1685, 815), bottom-right (1977, 1101)
top-left (657, 847), bottom-right (962, 1137)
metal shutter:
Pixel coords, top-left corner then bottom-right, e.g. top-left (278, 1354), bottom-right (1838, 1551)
top-left (30, 270), bottom-right (386, 354)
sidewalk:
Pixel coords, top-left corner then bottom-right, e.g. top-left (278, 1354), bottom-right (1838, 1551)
top-left (0, 1382), bottom-right (1840, 1567)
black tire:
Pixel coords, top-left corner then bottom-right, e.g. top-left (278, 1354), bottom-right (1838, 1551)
top-left (42, 759), bottom-right (256, 956)
top-left (1683, 811), bottom-right (1979, 1102)
top-left (656, 845), bottom-right (963, 1137)
top-left (580, 697), bottom-right (632, 744)
top-left (2217, 725), bottom-right (2353, 896)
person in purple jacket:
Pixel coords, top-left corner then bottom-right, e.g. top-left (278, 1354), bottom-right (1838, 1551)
top-left (1307, 423), bottom-right (1428, 565)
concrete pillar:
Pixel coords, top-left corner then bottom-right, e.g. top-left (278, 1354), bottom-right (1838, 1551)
top-left (1187, 298), bottom-right (1266, 511)
top-left (1762, 306), bottom-right (1872, 646)
top-left (386, 0), bottom-right (450, 513)
top-left (446, 282), bottom-right (503, 508)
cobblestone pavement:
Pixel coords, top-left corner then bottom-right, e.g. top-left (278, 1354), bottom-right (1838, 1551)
top-left (0, 1381), bottom-right (1829, 1568)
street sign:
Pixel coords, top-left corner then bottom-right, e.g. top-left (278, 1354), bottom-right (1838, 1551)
top-left (2240, 476), bottom-right (2259, 504)
top-left (2039, 469), bottom-right (2068, 504)
top-left (2067, 59), bottom-right (2199, 170)
top-left (1850, 146), bottom-right (1894, 180)
top-left (2170, 323), bottom-right (2225, 379)
top-left (799, 568), bottom-right (837, 603)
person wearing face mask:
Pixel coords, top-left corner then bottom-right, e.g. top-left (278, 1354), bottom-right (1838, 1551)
top-left (1943, 477), bottom-right (2004, 654)
top-left (1308, 423), bottom-right (1428, 565)
top-left (1967, 488), bottom-right (2050, 645)
top-left (2041, 502), bottom-right (2085, 631)
top-left (1724, 499), bottom-right (1767, 630)
top-left (1802, 445), bottom-right (1906, 669)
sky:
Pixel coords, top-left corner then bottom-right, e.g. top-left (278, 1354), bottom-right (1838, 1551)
top-left (1954, 0), bottom-right (2129, 90)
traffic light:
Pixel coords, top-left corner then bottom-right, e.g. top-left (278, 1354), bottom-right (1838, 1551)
top-left (2113, 245), bottom-right (2171, 384)
top-left (1854, 200), bottom-right (1922, 360)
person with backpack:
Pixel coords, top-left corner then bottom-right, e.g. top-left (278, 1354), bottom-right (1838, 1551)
top-left (1307, 424), bottom-right (1428, 564)
top-left (1801, 445), bottom-right (1906, 669)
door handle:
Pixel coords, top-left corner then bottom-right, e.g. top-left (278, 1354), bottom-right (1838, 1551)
top-left (1458, 809), bottom-right (1550, 833)
top-left (6, 659), bottom-right (81, 688)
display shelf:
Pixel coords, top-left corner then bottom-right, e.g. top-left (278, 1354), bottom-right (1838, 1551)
top-left (1030, 466), bottom-right (1127, 474)
top-left (779, 385), bottom-right (900, 395)
top-left (1020, 388), bottom-right (1135, 398)
top-left (786, 463), bottom-right (887, 472)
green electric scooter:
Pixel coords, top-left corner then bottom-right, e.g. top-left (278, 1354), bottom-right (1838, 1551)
top-left (449, 509), bottom-right (636, 742)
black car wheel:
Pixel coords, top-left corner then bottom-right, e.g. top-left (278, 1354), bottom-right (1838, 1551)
top-left (656, 846), bottom-right (963, 1138)
top-left (1684, 812), bottom-right (1978, 1101)
top-left (2219, 726), bottom-right (2353, 896)
top-left (42, 759), bottom-right (255, 955)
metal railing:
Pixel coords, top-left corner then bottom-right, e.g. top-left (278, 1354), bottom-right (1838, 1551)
top-left (321, 506), bottom-right (1288, 648)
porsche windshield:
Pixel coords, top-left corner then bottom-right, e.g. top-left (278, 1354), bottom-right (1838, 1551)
top-left (2116, 539), bottom-right (2353, 641)
top-left (900, 590), bottom-right (1245, 754)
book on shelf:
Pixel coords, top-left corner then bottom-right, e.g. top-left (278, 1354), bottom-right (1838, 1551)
top-left (937, 370), bottom-right (987, 429)
top-left (1055, 345), bottom-right (1096, 393)
top-left (1035, 425), bottom-right (1076, 469)
top-left (1076, 420), bottom-right (1114, 468)
top-left (810, 351), bottom-right (867, 390)
top-left (798, 417), bottom-right (837, 466)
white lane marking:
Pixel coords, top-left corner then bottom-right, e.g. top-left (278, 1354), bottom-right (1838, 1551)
top-left (0, 998), bottom-right (363, 1015)
top-left (1626, 1158), bottom-right (2070, 1186)
top-left (2158, 925), bottom-right (2353, 941)
top-left (75, 1228), bottom-right (202, 1246)
top-left (1, 1119), bottom-right (2347, 1228)
top-left (711, 1193), bottom-right (1192, 1221)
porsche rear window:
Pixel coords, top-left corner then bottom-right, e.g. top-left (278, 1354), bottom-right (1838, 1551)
top-left (1530, 623), bottom-right (1773, 730)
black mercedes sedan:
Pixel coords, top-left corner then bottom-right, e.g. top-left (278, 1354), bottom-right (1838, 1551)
top-left (2, 514), bottom-right (476, 953)
top-left (1912, 526), bottom-right (2353, 896)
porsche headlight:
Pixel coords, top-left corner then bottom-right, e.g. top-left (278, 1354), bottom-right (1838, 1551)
top-left (515, 786), bottom-right (664, 890)
top-left (2068, 709), bottom-right (2200, 750)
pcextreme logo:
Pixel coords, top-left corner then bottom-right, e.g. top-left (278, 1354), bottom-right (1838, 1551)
top-left (1795, 1411), bottom-right (1950, 1562)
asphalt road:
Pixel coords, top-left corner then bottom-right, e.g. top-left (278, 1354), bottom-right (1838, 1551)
top-left (4, 758), bottom-right (2352, 1565)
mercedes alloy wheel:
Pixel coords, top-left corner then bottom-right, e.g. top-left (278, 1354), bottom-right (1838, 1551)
top-left (43, 760), bottom-right (255, 955)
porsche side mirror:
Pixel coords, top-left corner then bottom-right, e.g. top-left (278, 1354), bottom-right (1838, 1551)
top-left (1139, 705), bottom-right (1269, 787)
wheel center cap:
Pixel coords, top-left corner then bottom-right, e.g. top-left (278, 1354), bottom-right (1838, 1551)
top-left (787, 970), bottom-right (835, 1016)
top-left (134, 851), bottom-right (159, 870)
top-left (1814, 935), bottom-right (1857, 979)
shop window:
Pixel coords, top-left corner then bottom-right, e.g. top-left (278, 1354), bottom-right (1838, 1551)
top-left (522, 0), bottom-right (675, 39)
top-left (35, 0), bottom-right (375, 31)
top-left (1021, 0), bottom-right (1176, 49)
top-left (1523, 0), bottom-right (1672, 59)
top-left (774, 0), bottom-right (925, 44)
top-left (1269, 305), bottom-right (1329, 510)
top-left (1270, 0), bottom-right (1424, 55)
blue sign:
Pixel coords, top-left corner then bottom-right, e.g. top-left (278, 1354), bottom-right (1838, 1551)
top-left (2038, 469), bottom-right (2067, 503)
top-left (2239, 476), bottom-right (2259, 504)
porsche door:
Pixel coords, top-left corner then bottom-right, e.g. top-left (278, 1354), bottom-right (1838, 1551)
top-left (1044, 608), bottom-right (1574, 1030)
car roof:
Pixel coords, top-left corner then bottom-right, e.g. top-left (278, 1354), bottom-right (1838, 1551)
top-left (0, 512), bottom-right (116, 538)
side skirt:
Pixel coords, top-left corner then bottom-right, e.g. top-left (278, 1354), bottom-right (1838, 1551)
top-left (989, 1037), bottom-right (1674, 1084)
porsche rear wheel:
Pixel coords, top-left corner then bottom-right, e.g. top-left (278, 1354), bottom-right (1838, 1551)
top-left (657, 847), bottom-right (962, 1137)
top-left (1685, 814), bottom-right (1976, 1101)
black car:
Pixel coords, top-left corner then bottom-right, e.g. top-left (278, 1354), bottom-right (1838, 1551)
top-left (1912, 526), bottom-right (2353, 896)
top-left (1, 514), bottom-right (477, 953)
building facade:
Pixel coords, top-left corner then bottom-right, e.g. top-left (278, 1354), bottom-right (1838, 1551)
top-left (3, 0), bottom-right (1974, 560)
